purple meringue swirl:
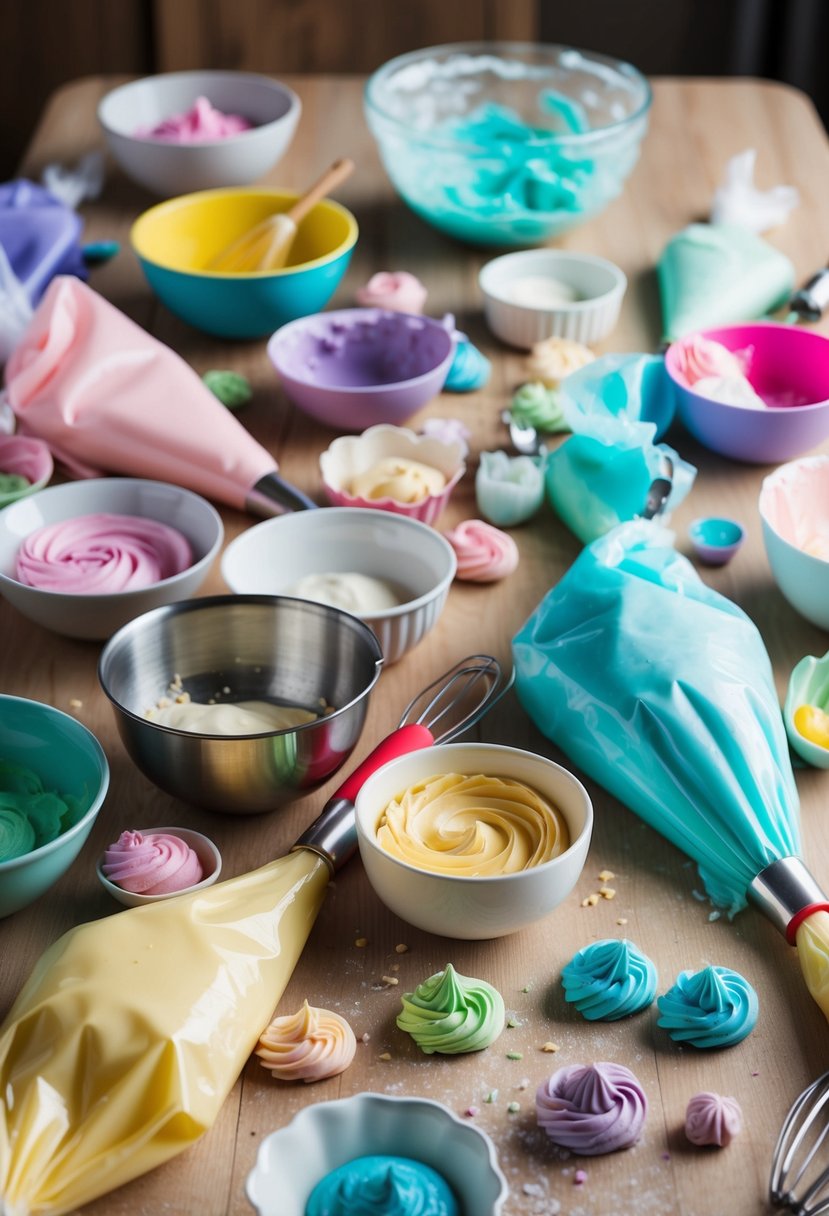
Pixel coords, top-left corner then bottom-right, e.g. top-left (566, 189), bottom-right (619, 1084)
top-left (16, 512), bottom-right (192, 593)
top-left (685, 1092), bottom-right (743, 1147)
top-left (536, 1062), bottom-right (648, 1155)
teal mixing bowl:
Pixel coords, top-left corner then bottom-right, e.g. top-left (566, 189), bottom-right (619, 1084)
top-left (131, 188), bottom-right (358, 338)
top-left (0, 696), bottom-right (110, 917)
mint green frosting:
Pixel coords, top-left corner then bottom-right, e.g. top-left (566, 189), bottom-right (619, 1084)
top-left (0, 473), bottom-right (30, 496)
top-left (510, 382), bottom-right (568, 433)
top-left (657, 965), bottom-right (758, 1048)
top-left (0, 760), bottom-right (84, 861)
top-left (202, 369), bottom-right (253, 410)
top-left (305, 1155), bottom-right (458, 1216)
top-left (397, 963), bottom-right (505, 1054)
top-left (562, 939), bottom-right (657, 1021)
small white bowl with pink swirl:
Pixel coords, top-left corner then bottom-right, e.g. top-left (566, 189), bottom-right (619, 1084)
top-left (96, 825), bottom-right (221, 907)
top-left (0, 477), bottom-right (223, 639)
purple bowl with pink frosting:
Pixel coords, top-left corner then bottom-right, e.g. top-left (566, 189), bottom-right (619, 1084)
top-left (268, 307), bottom-right (455, 431)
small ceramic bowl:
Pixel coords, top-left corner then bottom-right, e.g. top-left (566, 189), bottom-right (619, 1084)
top-left (96, 826), bottom-right (222, 907)
top-left (0, 478), bottom-right (223, 640)
top-left (665, 323), bottom-right (829, 463)
top-left (221, 507), bottom-right (456, 665)
top-left (0, 435), bottom-right (53, 508)
top-left (759, 456), bottom-right (829, 630)
top-left (0, 695), bottom-right (109, 918)
top-left (98, 70), bottom-right (300, 196)
top-left (246, 1092), bottom-right (508, 1216)
top-left (131, 188), bottom-right (358, 339)
top-left (268, 308), bottom-right (455, 430)
top-left (320, 424), bottom-right (466, 525)
top-left (784, 651), bottom-right (829, 769)
top-left (479, 249), bottom-right (627, 349)
top-left (688, 517), bottom-right (746, 566)
top-left (355, 742), bottom-right (593, 939)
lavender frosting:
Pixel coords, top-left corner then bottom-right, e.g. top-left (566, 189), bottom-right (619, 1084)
top-left (536, 1062), bottom-right (647, 1155)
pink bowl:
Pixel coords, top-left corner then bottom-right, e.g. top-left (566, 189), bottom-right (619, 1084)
top-left (665, 323), bottom-right (829, 464)
top-left (268, 307), bottom-right (454, 431)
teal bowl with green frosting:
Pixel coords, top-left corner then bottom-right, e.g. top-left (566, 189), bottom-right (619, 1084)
top-left (0, 695), bottom-right (110, 917)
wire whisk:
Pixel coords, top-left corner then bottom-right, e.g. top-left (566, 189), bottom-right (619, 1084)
top-left (397, 654), bottom-right (514, 745)
top-left (771, 1071), bottom-right (829, 1215)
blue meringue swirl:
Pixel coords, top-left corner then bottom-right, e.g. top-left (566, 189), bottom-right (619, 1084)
top-left (656, 965), bottom-right (758, 1048)
top-left (562, 939), bottom-right (657, 1021)
top-left (445, 337), bottom-right (491, 392)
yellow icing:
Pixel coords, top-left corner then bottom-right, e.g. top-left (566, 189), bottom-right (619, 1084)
top-left (375, 772), bottom-right (570, 876)
top-left (794, 703), bottom-right (829, 750)
top-left (350, 457), bottom-right (445, 504)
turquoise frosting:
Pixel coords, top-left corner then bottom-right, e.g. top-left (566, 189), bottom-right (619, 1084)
top-left (305, 1155), bottom-right (459, 1216)
top-left (445, 338), bottom-right (491, 392)
top-left (562, 939), bottom-right (657, 1021)
top-left (657, 965), bottom-right (758, 1048)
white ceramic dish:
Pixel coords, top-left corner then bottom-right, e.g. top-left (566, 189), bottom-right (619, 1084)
top-left (355, 742), bottom-right (593, 939)
top-left (319, 423), bottom-right (466, 526)
top-left (759, 456), bottom-right (829, 631)
top-left (221, 507), bottom-right (456, 665)
top-left (246, 1092), bottom-right (508, 1216)
top-left (98, 70), bottom-right (300, 196)
top-left (0, 478), bottom-right (223, 640)
top-left (96, 826), bottom-right (222, 907)
top-left (479, 249), bottom-right (627, 349)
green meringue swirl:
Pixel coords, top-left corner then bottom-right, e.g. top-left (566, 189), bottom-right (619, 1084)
top-left (562, 939), bottom-right (657, 1021)
top-left (656, 965), bottom-right (758, 1048)
top-left (510, 381), bottom-right (568, 433)
top-left (396, 964), bottom-right (505, 1055)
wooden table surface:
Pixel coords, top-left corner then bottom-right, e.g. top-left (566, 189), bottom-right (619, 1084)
top-left (3, 74), bottom-right (829, 1216)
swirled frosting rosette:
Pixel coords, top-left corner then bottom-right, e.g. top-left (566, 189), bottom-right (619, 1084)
top-left (443, 519), bottom-right (519, 583)
top-left (101, 830), bottom-right (203, 895)
top-left (656, 965), bottom-right (758, 1048)
top-left (669, 335), bottom-right (750, 387)
top-left (684, 1092), bottom-right (743, 1147)
top-left (510, 382), bottom-right (568, 433)
top-left (562, 939), bottom-right (657, 1021)
top-left (526, 336), bottom-right (594, 388)
top-left (305, 1156), bottom-right (459, 1216)
top-left (475, 449), bottom-right (545, 528)
top-left (255, 1000), bottom-right (356, 1082)
top-left (445, 338), bottom-right (491, 392)
top-left (16, 512), bottom-right (192, 593)
top-left (396, 963), bottom-right (505, 1054)
top-left (376, 772), bottom-right (570, 876)
top-left (536, 1062), bottom-right (648, 1155)
top-left (356, 271), bottom-right (428, 314)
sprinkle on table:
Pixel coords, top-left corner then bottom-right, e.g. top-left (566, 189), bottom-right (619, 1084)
top-left (381, 975), bottom-right (399, 986)
top-left (507, 1051), bottom-right (523, 1060)
top-left (574, 1169), bottom-right (587, 1186)
top-left (507, 1017), bottom-right (521, 1028)
top-left (598, 869), bottom-right (615, 882)
top-left (616, 917), bottom-right (628, 926)
top-left (378, 1052), bottom-right (392, 1061)
top-left (541, 1042), bottom-right (559, 1053)
top-left (599, 886), bottom-right (616, 900)
top-left (581, 893), bottom-right (600, 907)
top-left (485, 1089), bottom-right (499, 1103)
top-left (507, 1101), bottom-right (521, 1114)
top-left (395, 943), bottom-right (409, 954)
top-left (355, 937), bottom-right (368, 948)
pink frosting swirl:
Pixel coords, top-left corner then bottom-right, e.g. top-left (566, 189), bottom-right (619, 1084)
top-left (684, 1092), bottom-right (742, 1147)
top-left (356, 272), bottom-right (428, 314)
top-left (670, 335), bottom-right (751, 386)
top-left (255, 1000), bottom-right (357, 1082)
top-left (137, 96), bottom-right (253, 142)
top-left (536, 1062), bottom-right (648, 1155)
top-left (102, 830), bottom-right (203, 895)
top-left (443, 519), bottom-right (519, 583)
top-left (16, 512), bottom-right (192, 593)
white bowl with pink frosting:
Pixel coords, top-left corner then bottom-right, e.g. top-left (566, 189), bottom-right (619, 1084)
top-left (96, 826), bottom-right (221, 907)
top-left (0, 477), bottom-right (223, 639)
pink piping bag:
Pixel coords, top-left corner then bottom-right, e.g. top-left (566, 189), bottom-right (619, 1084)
top-left (4, 276), bottom-right (315, 515)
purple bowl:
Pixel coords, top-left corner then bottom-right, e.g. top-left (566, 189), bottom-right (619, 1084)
top-left (268, 307), bottom-right (454, 431)
top-left (665, 323), bottom-right (829, 464)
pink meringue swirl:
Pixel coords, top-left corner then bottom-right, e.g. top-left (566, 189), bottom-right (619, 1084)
top-left (536, 1062), bottom-right (648, 1155)
top-left (685, 1092), bottom-right (743, 1147)
top-left (443, 519), bottom-right (519, 583)
top-left (670, 335), bottom-right (751, 387)
top-left (255, 1000), bottom-right (357, 1082)
top-left (136, 96), bottom-right (253, 142)
top-left (16, 512), bottom-right (192, 593)
top-left (356, 272), bottom-right (428, 314)
top-left (102, 830), bottom-right (203, 895)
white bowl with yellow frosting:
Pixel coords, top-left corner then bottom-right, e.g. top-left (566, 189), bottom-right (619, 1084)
top-left (355, 742), bottom-right (593, 939)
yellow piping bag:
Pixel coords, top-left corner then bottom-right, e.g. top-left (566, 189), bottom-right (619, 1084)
top-left (0, 656), bottom-right (511, 1215)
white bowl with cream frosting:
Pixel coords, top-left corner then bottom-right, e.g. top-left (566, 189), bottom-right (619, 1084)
top-left (355, 742), bottom-right (593, 938)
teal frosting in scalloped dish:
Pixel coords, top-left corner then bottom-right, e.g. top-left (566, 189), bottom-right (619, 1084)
top-left (656, 964), bottom-right (758, 1048)
top-left (562, 938), bottom-right (657, 1021)
top-left (305, 1155), bottom-right (459, 1216)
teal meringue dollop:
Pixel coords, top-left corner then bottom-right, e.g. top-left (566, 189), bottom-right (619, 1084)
top-left (656, 965), bottom-right (758, 1048)
top-left (475, 449), bottom-right (545, 527)
top-left (305, 1155), bottom-right (459, 1216)
top-left (397, 963), bottom-right (505, 1054)
top-left (562, 939), bottom-right (657, 1021)
top-left (445, 337), bottom-right (491, 392)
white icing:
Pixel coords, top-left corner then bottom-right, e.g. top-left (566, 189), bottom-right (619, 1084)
top-left (145, 700), bottom-right (319, 734)
top-left (505, 276), bottom-right (579, 308)
top-left (288, 572), bottom-right (402, 613)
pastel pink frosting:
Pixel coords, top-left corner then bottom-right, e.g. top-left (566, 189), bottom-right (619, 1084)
top-left (136, 96), bottom-right (253, 142)
top-left (443, 519), bottom-right (519, 583)
top-left (255, 1000), bottom-right (357, 1082)
top-left (684, 1092), bottom-right (743, 1147)
top-left (102, 830), bottom-right (203, 895)
top-left (670, 335), bottom-right (751, 386)
top-left (356, 272), bottom-right (428, 314)
top-left (16, 512), bottom-right (192, 593)
top-left (536, 1062), bottom-right (648, 1155)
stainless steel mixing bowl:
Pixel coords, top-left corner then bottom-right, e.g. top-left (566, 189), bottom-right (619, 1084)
top-left (98, 595), bottom-right (383, 814)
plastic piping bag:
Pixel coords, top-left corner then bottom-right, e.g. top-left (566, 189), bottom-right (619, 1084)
top-left (512, 521), bottom-right (829, 1022)
top-left (4, 277), bottom-right (314, 515)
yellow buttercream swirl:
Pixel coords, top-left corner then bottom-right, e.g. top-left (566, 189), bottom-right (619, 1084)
top-left (375, 772), bottom-right (570, 876)
top-left (350, 457), bottom-right (446, 504)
